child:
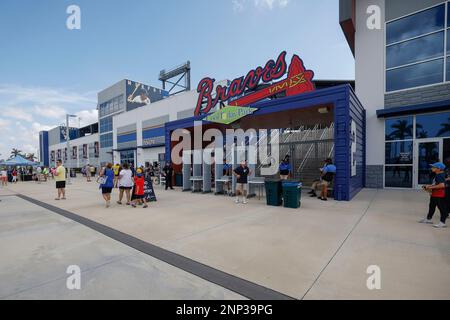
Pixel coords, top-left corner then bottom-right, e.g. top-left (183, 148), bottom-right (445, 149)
top-left (132, 168), bottom-right (148, 208)
top-left (419, 162), bottom-right (448, 228)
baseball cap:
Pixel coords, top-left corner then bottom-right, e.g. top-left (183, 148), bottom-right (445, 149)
top-left (430, 162), bottom-right (446, 170)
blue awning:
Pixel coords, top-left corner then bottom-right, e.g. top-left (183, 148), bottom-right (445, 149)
top-left (0, 155), bottom-right (39, 166)
top-left (377, 99), bottom-right (450, 118)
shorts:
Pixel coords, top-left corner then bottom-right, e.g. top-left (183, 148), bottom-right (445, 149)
top-left (119, 186), bottom-right (132, 190)
top-left (313, 180), bottom-right (329, 188)
top-left (102, 187), bottom-right (113, 194)
top-left (236, 183), bottom-right (248, 192)
top-left (56, 181), bottom-right (66, 189)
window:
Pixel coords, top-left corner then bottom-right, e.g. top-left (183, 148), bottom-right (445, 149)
top-left (416, 111), bottom-right (450, 138)
top-left (100, 133), bottom-right (113, 148)
top-left (120, 150), bottom-right (135, 167)
top-left (386, 59), bottom-right (444, 92)
top-left (99, 116), bottom-right (113, 133)
top-left (386, 3), bottom-right (447, 92)
top-left (385, 141), bottom-right (413, 164)
top-left (385, 166), bottom-right (413, 188)
top-left (384, 117), bottom-right (414, 188)
top-left (98, 95), bottom-right (124, 117)
top-left (385, 117), bottom-right (414, 141)
top-left (386, 5), bottom-right (445, 45)
top-left (386, 32), bottom-right (444, 69)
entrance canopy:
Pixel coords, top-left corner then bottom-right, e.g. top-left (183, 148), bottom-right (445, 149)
top-left (165, 84), bottom-right (366, 201)
top-left (0, 155), bottom-right (39, 167)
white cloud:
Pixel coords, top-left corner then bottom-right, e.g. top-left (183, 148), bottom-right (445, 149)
top-left (76, 109), bottom-right (98, 127)
top-left (0, 84), bottom-right (97, 160)
top-left (3, 108), bottom-right (33, 122)
top-left (233, 0), bottom-right (289, 12)
top-left (34, 105), bottom-right (67, 119)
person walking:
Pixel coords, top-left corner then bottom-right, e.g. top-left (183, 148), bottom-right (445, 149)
top-left (99, 163), bottom-right (114, 208)
top-left (89, 164), bottom-right (96, 179)
top-left (233, 160), bottom-right (251, 204)
top-left (1, 167), bottom-right (8, 186)
top-left (54, 160), bottom-right (66, 200)
top-left (84, 164), bottom-right (91, 182)
top-left (445, 158), bottom-right (450, 220)
top-left (42, 167), bottom-right (48, 182)
top-left (419, 162), bottom-right (448, 228)
top-left (308, 158), bottom-right (336, 201)
top-left (113, 163), bottom-right (121, 188)
top-left (163, 161), bottom-right (174, 190)
top-left (12, 168), bottom-right (17, 183)
top-left (117, 163), bottom-right (133, 205)
top-left (131, 168), bottom-right (148, 208)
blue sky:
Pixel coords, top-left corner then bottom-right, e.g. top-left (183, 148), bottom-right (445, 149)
top-left (0, 0), bottom-right (354, 159)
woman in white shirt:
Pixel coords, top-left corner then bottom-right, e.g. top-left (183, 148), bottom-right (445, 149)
top-left (117, 163), bottom-right (134, 205)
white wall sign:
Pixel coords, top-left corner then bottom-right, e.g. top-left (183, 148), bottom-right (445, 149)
top-left (351, 119), bottom-right (357, 177)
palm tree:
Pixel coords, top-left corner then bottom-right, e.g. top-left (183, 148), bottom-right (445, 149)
top-left (437, 117), bottom-right (450, 137)
top-left (10, 148), bottom-right (22, 158)
top-left (388, 120), bottom-right (413, 141)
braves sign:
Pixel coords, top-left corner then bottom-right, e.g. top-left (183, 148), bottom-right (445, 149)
top-left (194, 51), bottom-right (315, 116)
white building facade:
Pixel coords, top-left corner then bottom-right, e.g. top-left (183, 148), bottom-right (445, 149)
top-left (340, 0), bottom-right (450, 189)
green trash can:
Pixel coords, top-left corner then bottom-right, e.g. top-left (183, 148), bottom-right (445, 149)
top-left (282, 181), bottom-right (302, 209)
top-left (264, 179), bottom-right (283, 206)
top-left (175, 173), bottom-right (183, 187)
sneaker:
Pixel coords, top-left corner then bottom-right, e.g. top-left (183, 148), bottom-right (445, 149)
top-left (243, 199), bottom-right (248, 204)
top-left (418, 218), bottom-right (433, 224)
top-left (132, 204), bottom-right (136, 208)
top-left (117, 201), bottom-right (122, 205)
top-left (126, 202), bottom-right (131, 206)
top-left (434, 222), bottom-right (448, 228)
top-left (235, 198), bottom-right (240, 204)
top-left (143, 205), bottom-right (148, 208)
top-left (310, 194), bottom-right (317, 198)
top-left (319, 197), bottom-right (328, 201)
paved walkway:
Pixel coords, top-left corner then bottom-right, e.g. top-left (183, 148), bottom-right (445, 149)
top-left (1, 179), bottom-right (449, 299)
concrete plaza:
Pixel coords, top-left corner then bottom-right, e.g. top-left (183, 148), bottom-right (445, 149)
top-left (0, 178), bottom-right (449, 300)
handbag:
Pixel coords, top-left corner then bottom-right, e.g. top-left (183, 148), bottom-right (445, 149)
top-left (97, 176), bottom-right (107, 185)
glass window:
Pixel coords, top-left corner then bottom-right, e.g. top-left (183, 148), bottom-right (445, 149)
top-left (386, 32), bottom-right (444, 69)
top-left (386, 59), bottom-right (444, 92)
top-left (386, 4), bottom-right (445, 45)
top-left (416, 111), bottom-right (450, 138)
top-left (385, 141), bottom-right (413, 164)
top-left (447, 59), bottom-right (450, 83)
top-left (100, 133), bottom-right (113, 148)
top-left (385, 167), bottom-right (413, 188)
top-left (447, 31), bottom-right (450, 54)
top-left (385, 117), bottom-right (414, 141)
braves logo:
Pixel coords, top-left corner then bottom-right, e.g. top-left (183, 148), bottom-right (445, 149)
top-left (195, 52), bottom-right (315, 116)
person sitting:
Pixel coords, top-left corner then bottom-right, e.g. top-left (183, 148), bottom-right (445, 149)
top-left (308, 158), bottom-right (336, 201)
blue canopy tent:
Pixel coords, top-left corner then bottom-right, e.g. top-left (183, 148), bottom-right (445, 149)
top-left (0, 155), bottom-right (39, 167)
